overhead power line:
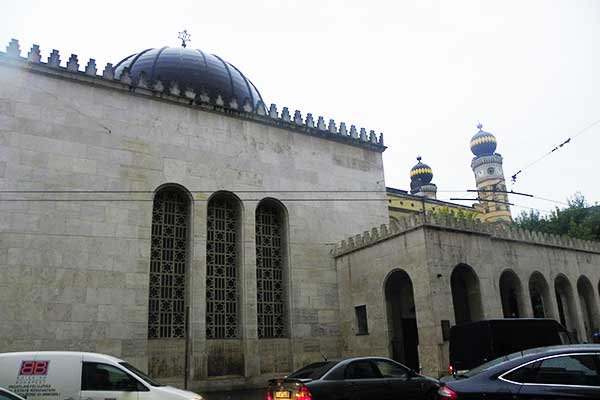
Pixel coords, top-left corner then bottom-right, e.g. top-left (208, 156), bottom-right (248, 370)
top-left (511, 118), bottom-right (600, 184)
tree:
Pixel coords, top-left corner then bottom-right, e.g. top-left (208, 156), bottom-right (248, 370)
top-left (514, 193), bottom-right (600, 241)
top-left (433, 206), bottom-right (478, 221)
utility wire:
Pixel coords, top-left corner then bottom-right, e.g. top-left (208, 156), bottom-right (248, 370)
top-left (511, 118), bottom-right (600, 184)
top-left (0, 198), bottom-right (388, 202)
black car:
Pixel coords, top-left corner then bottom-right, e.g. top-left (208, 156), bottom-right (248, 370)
top-left (267, 357), bottom-right (438, 400)
top-left (439, 344), bottom-right (600, 399)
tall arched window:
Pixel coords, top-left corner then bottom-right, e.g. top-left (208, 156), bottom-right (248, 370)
top-left (256, 199), bottom-right (287, 338)
top-left (148, 187), bottom-right (190, 339)
top-left (206, 192), bottom-right (241, 339)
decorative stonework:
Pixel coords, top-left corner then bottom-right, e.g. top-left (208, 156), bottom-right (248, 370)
top-left (0, 39), bottom-right (385, 152)
top-left (206, 198), bottom-right (239, 339)
top-left (148, 190), bottom-right (188, 339)
top-left (471, 153), bottom-right (503, 169)
top-left (256, 205), bottom-right (286, 339)
top-left (334, 212), bottom-right (600, 257)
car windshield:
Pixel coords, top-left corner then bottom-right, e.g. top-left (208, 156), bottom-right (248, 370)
top-left (287, 362), bottom-right (337, 379)
top-left (463, 348), bottom-right (541, 378)
top-left (119, 362), bottom-right (164, 387)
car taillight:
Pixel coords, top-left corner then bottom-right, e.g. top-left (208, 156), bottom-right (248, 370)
top-left (297, 386), bottom-right (312, 400)
top-left (438, 386), bottom-right (458, 399)
top-left (266, 392), bottom-right (273, 400)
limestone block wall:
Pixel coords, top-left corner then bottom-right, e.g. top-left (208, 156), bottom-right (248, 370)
top-left (335, 213), bottom-right (600, 377)
top-left (0, 43), bottom-right (388, 391)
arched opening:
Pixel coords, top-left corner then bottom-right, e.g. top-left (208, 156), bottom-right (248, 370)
top-left (528, 272), bottom-right (554, 319)
top-left (255, 198), bottom-right (288, 339)
top-left (451, 264), bottom-right (484, 324)
top-left (384, 269), bottom-right (419, 370)
top-left (577, 276), bottom-right (600, 341)
top-left (555, 274), bottom-right (578, 339)
top-left (206, 191), bottom-right (243, 340)
top-left (148, 185), bottom-right (192, 339)
top-left (499, 270), bottom-right (525, 318)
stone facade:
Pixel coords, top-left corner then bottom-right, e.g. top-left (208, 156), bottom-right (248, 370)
top-left (2, 38), bottom-right (599, 394)
top-left (334, 213), bottom-right (600, 376)
top-left (0, 42), bottom-right (388, 391)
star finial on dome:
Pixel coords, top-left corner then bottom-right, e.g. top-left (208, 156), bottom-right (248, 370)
top-left (178, 30), bottom-right (191, 48)
top-left (477, 122), bottom-right (483, 130)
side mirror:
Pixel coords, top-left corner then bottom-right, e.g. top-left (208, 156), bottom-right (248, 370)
top-left (408, 369), bottom-right (418, 378)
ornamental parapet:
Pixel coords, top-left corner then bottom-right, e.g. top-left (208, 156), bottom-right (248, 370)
top-left (471, 154), bottom-right (503, 169)
top-left (333, 211), bottom-right (600, 257)
top-left (0, 39), bottom-right (386, 152)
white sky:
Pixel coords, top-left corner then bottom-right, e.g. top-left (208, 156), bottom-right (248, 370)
top-left (2, 0), bottom-right (599, 216)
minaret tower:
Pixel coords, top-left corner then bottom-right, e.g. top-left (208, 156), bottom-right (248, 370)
top-left (470, 124), bottom-right (512, 223)
top-left (410, 156), bottom-right (437, 199)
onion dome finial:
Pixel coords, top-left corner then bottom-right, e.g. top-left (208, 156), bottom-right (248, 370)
top-left (470, 123), bottom-right (497, 157)
top-left (410, 156), bottom-right (433, 191)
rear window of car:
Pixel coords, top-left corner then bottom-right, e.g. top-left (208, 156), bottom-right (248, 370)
top-left (287, 362), bottom-right (337, 379)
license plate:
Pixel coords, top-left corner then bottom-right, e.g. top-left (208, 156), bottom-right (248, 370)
top-left (274, 390), bottom-right (290, 399)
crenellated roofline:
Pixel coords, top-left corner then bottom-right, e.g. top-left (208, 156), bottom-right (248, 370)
top-left (0, 38), bottom-right (386, 153)
top-left (334, 212), bottom-right (600, 257)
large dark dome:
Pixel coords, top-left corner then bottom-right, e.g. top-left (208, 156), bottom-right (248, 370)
top-left (114, 47), bottom-right (264, 108)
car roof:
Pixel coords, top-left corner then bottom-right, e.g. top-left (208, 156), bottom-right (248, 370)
top-left (0, 351), bottom-right (125, 364)
top-left (516, 344), bottom-right (600, 356)
top-left (472, 344), bottom-right (600, 377)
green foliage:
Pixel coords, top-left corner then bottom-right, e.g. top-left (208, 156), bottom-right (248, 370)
top-left (514, 192), bottom-right (600, 241)
top-left (433, 206), bottom-right (478, 221)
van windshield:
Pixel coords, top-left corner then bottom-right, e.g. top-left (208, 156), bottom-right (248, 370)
top-left (119, 362), bottom-right (164, 387)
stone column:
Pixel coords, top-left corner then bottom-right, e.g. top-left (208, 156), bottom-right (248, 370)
top-left (241, 201), bottom-right (259, 377)
top-left (190, 198), bottom-right (208, 381)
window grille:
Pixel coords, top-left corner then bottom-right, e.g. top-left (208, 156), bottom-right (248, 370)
top-left (206, 197), bottom-right (239, 339)
top-left (256, 204), bottom-right (285, 338)
top-left (148, 190), bottom-right (188, 339)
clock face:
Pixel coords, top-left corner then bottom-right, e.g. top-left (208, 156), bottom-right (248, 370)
top-left (487, 167), bottom-right (495, 175)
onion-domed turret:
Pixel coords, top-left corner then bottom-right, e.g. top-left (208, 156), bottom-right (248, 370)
top-left (410, 156), bottom-right (433, 192)
top-left (470, 123), bottom-right (497, 157)
top-left (114, 46), bottom-right (264, 109)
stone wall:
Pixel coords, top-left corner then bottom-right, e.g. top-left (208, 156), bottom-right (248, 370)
top-left (335, 213), bottom-right (600, 376)
top-left (0, 42), bottom-right (389, 391)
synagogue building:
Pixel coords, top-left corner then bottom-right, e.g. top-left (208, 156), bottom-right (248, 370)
top-left (1, 39), bottom-right (599, 391)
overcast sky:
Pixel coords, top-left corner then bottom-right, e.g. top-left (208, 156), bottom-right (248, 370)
top-left (2, 0), bottom-right (599, 216)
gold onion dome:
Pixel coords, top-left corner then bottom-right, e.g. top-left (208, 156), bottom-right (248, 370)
top-left (470, 123), bottom-right (497, 157)
top-left (410, 156), bottom-right (433, 189)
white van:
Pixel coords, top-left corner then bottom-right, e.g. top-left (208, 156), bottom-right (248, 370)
top-left (0, 351), bottom-right (204, 400)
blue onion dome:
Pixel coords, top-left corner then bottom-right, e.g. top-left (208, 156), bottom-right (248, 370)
top-left (410, 156), bottom-right (433, 186)
top-left (114, 47), bottom-right (264, 109)
top-left (470, 123), bottom-right (497, 157)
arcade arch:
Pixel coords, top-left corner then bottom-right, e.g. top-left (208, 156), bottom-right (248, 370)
top-left (451, 264), bottom-right (484, 324)
top-left (384, 269), bottom-right (419, 370)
